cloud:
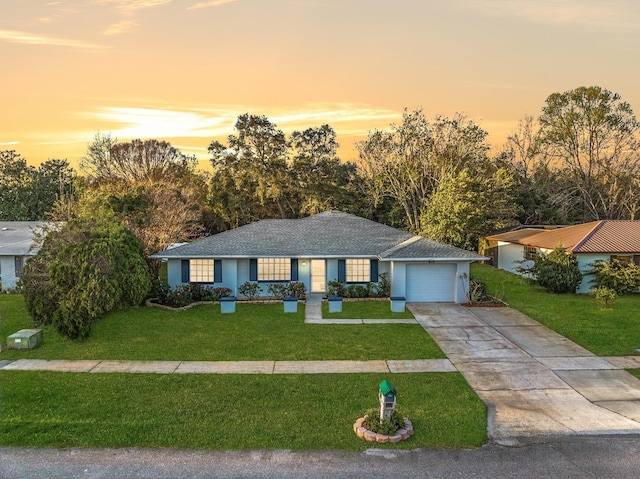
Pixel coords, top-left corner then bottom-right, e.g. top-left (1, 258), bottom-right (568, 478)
top-left (188, 0), bottom-right (239, 10)
top-left (0, 141), bottom-right (20, 146)
top-left (91, 0), bottom-right (174, 35)
top-left (0, 29), bottom-right (104, 50)
top-left (457, 0), bottom-right (640, 28)
top-left (82, 103), bottom-right (401, 140)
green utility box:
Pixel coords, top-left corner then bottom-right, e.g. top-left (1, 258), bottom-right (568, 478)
top-left (7, 329), bottom-right (43, 350)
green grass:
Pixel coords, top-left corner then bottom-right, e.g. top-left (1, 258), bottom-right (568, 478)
top-left (0, 371), bottom-right (487, 450)
top-left (629, 370), bottom-right (640, 379)
top-left (0, 295), bottom-right (444, 361)
top-left (471, 264), bottom-right (640, 356)
top-left (322, 300), bottom-right (415, 319)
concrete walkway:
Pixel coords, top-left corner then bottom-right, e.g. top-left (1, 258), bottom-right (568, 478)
top-left (408, 303), bottom-right (640, 444)
top-left (0, 358), bottom-right (456, 374)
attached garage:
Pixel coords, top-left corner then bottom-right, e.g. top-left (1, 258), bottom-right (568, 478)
top-left (405, 263), bottom-right (457, 302)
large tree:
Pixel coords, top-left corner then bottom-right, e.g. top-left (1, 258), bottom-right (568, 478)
top-left (81, 135), bottom-right (197, 186)
top-left (77, 136), bottom-right (209, 271)
top-left (538, 86), bottom-right (640, 221)
top-left (209, 114), bottom-right (293, 222)
top-left (208, 114), bottom-right (364, 228)
top-left (498, 116), bottom-right (564, 224)
top-left (356, 108), bottom-right (490, 231)
top-left (420, 167), bottom-right (521, 250)
top-left (19, 219), bottom-right (151, 339)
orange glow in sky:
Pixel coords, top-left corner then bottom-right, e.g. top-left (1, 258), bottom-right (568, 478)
top-left (2, 1), bottom-right (640, 170)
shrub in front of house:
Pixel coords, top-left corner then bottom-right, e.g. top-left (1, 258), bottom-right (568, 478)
top-left (267, 283), bottom-right (288, 299)
top-left (238, 281), bottom-right (261, 300)
top-left (588, 259), bottom-right (640, 294)
top-left (267, 282), bottom-right (306, 300)
top-left (534, 247), bottom-right (583, 294)
top-left (159, 284), bottom-right (232, 307)
top-left (327, 273), bottom-right (390, 298)
top-left (286, 281), bottom-right (306, 299)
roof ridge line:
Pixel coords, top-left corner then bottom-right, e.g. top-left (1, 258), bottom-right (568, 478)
top-left (571, 220), bottom-right (605, 253)
top-left (379, 235), bottom-right (422, 257)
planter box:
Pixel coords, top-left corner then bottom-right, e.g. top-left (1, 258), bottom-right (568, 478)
top-left (328, 296), bottom-right (343, 313)
top-left (283, 296), bottom-right (299, 313)
top-left (220, 296), bottom-right (237, 314)
top-left (7, 329), bottom-right (43, 349)
top-left (390, 296), bottom-right (406, 313)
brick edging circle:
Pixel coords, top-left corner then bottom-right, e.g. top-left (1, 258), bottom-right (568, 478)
top-left (353, 417), bottom-right (413, 443)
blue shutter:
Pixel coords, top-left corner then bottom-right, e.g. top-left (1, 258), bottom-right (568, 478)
top-left (338, 259), bottom-right (346, 282)
top-left (291, 259), bottom-right (298, 281)
top-left (214, 259), bottom-right (222, 283)
top-left (370, 259), bottom-right (378, 282)
top-left (181, 260), bottom-right (190, 283)
top-left (250, 259), bottom-right (258, 281)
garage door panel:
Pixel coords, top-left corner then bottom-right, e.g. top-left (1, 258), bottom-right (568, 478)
top-left (406, 263), bottom-right (456, 302)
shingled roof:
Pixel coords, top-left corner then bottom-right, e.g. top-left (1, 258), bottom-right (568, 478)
top-left (487, 220), bottom-right (640, 254)
top-left (152, 211), bottom-right (485, 261)
top-left (0, 222), bottom-right (48, 256)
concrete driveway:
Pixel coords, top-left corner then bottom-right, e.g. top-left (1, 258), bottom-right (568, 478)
top-left (408, 303), bottom-right (640, 444)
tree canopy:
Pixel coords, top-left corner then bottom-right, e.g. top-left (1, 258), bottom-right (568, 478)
top-left (208, 114), bottom-right (364, 228)
top-left (356, 108), bottom-right (490, 232)
top-left (0, 150), bottom-right (75, 221)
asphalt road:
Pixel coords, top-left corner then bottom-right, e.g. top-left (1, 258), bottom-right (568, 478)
top-left (2, 435), bottom-right (640, 479)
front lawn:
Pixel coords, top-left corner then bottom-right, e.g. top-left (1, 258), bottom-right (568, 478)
top-left (471, 264), bottom-right (640, 356)
top-left (0, 295), bottom-right (444, 361)
top-left (0, 371), bottom-right (487, 450)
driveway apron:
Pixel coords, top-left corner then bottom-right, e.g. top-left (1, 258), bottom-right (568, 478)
top-left (408, 303), bottom-right (640, 444)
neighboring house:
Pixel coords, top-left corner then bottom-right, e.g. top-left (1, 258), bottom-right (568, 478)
top-left (151, 210), bottom-right (487, 303)
top-left (484, 220), bottom-right (640, 293)
top-left (0, 221), bottom-right (47, 290)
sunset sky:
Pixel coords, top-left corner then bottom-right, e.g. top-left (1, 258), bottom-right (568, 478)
top-left (2, 0), bottom-right (640, 170)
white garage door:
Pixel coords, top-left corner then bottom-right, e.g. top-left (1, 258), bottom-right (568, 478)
top-left (406, 263), bottom-right (456, 302)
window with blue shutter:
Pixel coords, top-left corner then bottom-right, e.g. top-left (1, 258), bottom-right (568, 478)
top-left (214, 259), bottom-right (222, 283)
top-left (370, 259), bottom-right (378, 282)
top-left (291, 259), bottom-right (298, 281)
top-left (250, 259), bottom-right (258, 281)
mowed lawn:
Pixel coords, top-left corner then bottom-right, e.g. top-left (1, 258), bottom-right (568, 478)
top-left (0, 371), bottom-right (487, 450)
top-left (0, 295), bottom-right (487, 450)
top-left (471, 264), bottom-right (640, 357)
top-left (0, 295), bottom-right (444, 361)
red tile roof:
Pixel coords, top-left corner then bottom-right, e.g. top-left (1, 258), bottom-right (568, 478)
top-left (487, 221), bottom-right (640, 254)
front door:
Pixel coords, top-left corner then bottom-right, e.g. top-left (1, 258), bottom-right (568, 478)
top-left (310, 260), bottom-right (326, 293)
